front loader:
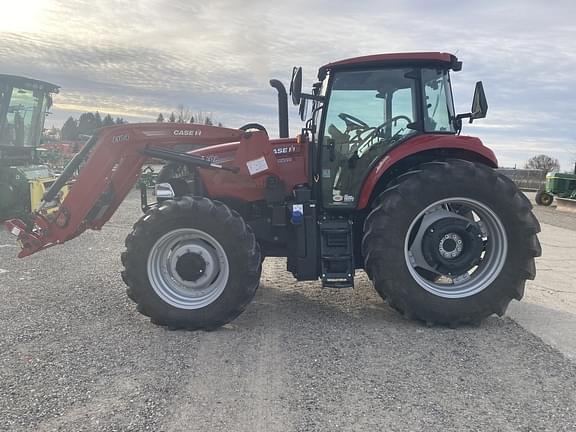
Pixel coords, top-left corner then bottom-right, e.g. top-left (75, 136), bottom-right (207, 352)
top-left (5, 52), bottom-right (541, 329)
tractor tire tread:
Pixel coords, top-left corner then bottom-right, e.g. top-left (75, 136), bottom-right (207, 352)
top-left (121, 196), bottom-right (261, 330)
top-left (362, 159), bottom-right (541, 327)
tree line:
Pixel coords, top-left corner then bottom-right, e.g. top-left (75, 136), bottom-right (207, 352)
top-left (156, 105), bottom-right (222, 127)
top-left (61, 112), bottom-right (127, 140)
top-left (60, 107), bottom-right (223, 142)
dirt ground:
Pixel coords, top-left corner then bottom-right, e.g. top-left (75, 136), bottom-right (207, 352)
top-left (0, 191), bottom-right (575, 431)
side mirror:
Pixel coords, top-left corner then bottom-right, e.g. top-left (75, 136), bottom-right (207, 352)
top-left (470, 81), bottom-right (487, 121)
top-left (290, 67), bottom-right (302, 106)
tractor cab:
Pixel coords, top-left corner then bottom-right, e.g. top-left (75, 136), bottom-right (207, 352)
top-left (288, 53), bottom-right (487, 208)
top-left (0, 75), bottom-right (60, 220)
top-left (0, 74), bottom-right (59, 164)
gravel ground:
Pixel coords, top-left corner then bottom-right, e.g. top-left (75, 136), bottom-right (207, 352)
top-left (1, 192), bottom-right (576, 431)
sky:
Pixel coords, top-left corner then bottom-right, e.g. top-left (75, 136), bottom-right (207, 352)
top-left (1, 0), bottom-right (575, 170)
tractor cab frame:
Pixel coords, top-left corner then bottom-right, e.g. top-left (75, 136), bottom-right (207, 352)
top-left (286, 53), bottom-right (489, 210)
top-left (0, 75), bottom-right (61, 220)
top-left (0, 74), bottom-right (59, 164)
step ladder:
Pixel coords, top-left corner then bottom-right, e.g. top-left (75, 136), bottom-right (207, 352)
top-left (319, 218), bottom-right (355, 288)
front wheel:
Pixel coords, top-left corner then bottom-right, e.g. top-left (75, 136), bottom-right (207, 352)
top-left (362, 160), bottom-right (542, 326)
top-left (121, 196), bottom-right (261, 329)
top-left (535, 189), bottom-right (554, 206)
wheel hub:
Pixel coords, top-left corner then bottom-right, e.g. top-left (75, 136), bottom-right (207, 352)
top-left (175, 252), bottom-right (206, 282)
top-left (438, 233), bottom-right (463, 259)
top-left (421, 218), bottom-right (484, 276)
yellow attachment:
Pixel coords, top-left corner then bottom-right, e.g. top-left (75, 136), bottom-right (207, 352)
top-left (29, 177), bottom-right (69, 214)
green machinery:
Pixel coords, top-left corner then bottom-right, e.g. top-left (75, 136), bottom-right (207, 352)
top-left (0, 74), bottom-right (60, 220)
top-left (535, 168), bottom-right (576, 206)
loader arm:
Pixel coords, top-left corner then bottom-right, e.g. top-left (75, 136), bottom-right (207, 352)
top-left (4, 123), bottom-right (254, 258)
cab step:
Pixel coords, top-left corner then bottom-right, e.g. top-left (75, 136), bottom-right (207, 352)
top-left (319, 217), bottom-right (355, 288)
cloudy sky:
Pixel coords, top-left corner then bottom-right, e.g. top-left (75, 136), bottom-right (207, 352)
top-left (1, 0), bottom-right (575, 169)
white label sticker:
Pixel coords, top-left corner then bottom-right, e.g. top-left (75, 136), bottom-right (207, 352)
top-left (246, 156), bottom-right (269, 176)
top-left (10, 227), bottom-right (21, 237)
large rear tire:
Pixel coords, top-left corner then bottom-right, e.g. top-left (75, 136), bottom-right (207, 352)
top-left (362, 160), bottom-right (541, 326)
top-left (121, 196), bottom-right (261, 329)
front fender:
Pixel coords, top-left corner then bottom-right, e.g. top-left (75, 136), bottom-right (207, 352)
top-left (357, 135), bottom-right (498, 209)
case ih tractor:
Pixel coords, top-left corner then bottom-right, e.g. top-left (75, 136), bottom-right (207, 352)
top-left (5, 53), bottom-right (541, 329)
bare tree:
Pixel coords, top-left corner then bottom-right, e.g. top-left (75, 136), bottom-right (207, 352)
top-left (176, 105), bottom-right (192, 123)
top-left (524, 154), bottom-right (560, 174)
top-left (166, 107), bottom-right (219, 126)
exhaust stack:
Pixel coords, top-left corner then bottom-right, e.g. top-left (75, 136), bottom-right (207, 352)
top-left (269, 79), bottom-right (289, 138)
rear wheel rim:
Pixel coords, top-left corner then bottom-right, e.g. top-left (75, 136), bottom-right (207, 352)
top-left (404, 197), bottom-right (508, 299)
top-left (147, 228), bottom-right (229, 309)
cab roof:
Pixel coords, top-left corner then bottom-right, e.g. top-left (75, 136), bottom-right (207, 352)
top-left (0, 74), bottom-right (60, 94)
top-left (318, 52), bottom-right (460, 79)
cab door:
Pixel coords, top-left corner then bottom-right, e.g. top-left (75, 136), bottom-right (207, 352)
top-left (320, 68), bottom-right (418, 208)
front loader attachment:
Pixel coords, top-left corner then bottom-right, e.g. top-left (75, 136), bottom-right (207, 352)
top-left (4, 123), bottom-right (250, 258)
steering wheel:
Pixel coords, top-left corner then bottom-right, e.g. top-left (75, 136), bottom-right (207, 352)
top-left (239, 123), bottom-right (268, 133)
top-left (354, 115), bottom-right (413, 156)
top-left (338, 113), bottom-right (369, 131)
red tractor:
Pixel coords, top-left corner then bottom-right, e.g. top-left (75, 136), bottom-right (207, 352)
top-left (5, 52), bottom-right (541, 329)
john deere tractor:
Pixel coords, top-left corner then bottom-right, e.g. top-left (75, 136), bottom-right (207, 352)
top-left (535, 168), bottom-right (576, 206)
top-left (0, 74), bottom-right (61, 221)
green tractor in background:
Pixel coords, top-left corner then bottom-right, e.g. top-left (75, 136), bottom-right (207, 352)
top-left (0, 74), bottom-right (62, 221)
top-left (535, 168), bottom-right (576, 206)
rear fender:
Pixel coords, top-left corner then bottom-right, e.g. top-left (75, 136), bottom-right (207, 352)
top-left (357, 135), bottom-right (498, 210)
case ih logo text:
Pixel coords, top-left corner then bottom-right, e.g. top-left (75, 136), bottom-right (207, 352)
top-left (173, 129), bottom-right (202, 137)
top-left (273, 145), bottom-right (298, 155)
top-left (112, 134), bottom-right (129, 143)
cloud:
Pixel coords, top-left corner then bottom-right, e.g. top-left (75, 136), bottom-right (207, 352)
top-left (0, 0), bottom-right (575, 169)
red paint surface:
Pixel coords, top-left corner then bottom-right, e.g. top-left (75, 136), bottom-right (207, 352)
top-left (356, 134), bottom-right (498, 209)
top-left (319, 52), bottom-right (457, 77)
top-left (6, 120), bottom-right (496, 258)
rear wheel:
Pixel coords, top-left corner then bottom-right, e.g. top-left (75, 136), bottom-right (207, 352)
top-left (122, 196), bottom-right (261, 329)
top-left (535, 189), bottom-right (553, 206)
top-left (362, 160), bottom-right (541, 326)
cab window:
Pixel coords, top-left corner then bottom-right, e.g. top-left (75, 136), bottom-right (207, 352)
top-left (321, 68), bottom-right (417, 207)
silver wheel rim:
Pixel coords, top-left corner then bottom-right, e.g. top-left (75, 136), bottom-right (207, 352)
top-left (404, 197), bottom-right (508, 299)
top-left (147, 228), bottom-right (229, 309)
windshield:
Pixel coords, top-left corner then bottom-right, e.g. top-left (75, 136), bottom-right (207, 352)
top-left (0, 85), bottom-right (46, 147)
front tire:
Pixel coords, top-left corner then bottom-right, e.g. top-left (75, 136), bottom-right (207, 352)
top-left (362, 160), bottom-right (541, 326)
top-left (535, 189), bottom-right (554, 206)
top-left (122, 196), bottom-right (261, 329)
